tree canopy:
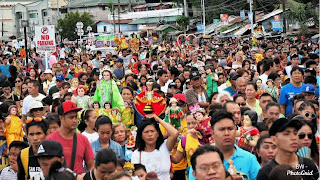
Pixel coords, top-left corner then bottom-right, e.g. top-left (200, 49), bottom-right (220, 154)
top-left (57, 11), bottom-right (95, 41)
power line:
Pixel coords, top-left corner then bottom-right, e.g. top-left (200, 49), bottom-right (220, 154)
top-left (192, 0), bottom-right (247, 12)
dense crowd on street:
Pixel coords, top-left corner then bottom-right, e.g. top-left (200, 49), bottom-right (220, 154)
top-left (0, 35), bottom-right (319, 180)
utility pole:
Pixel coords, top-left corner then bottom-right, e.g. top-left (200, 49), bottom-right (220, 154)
top-left (57, 0), bottom-right (59, 17)
top-left (282, 0), bottom-right (286, 33)
top-left (112, 3), bottom-right (115, 35)
top-left (202, 0), bottom-right (205, 36)
top-left (129, 0), bottom-right (132, 12)
top-left (118, 0), bottom-right (120, 33)
top-left (2, 10), bottom-right (3, 37)
top-left (249, 0), bottom-right (253, 34)
top-left (183, 0), bottom-right (188, 17)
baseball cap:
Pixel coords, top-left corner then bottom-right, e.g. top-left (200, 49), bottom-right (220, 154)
top-left (190, 71), bottom-right (201, 80)
top-left (302, 84), bottom-right (315, 94)
top-left (36, 140), bottom-right (64, 158)
top-left (219, 59), bottom-right (227, 68)
top-left (58, 101), bottom-right (82, 115)
top-left (44, 69), bottom-right (53, 74)
top-left (56, 74), bottom-right (65, 81)
top-left (115, 58), bottom-right (123, 63)
top-left (229, 72), bottom-right (239, 81)
top-left (173, 93), bottom-right (186, 103)
top-left (269, 118), bottom-right (302, 136)
top-left (168, 82), bottom-right (177, 89)
top-left (251, 48), bottom-right (258, 52)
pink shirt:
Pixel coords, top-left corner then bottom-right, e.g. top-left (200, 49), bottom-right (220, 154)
top-left (46, 131), bottom-right (94, 174)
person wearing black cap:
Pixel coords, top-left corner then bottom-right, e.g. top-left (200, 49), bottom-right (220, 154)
top-left (224, 72), bottom-right (239, 96)
top-left (185, 71), bottom-right (209, 108)
top-left (113, 58), bottom-right (124, 80)
top-left (46, 101), bottom-right (95, 174)
top-left (257, 118), bottom-right (319, 180)
top-left (36, 140), bottom-right (66, 178)
top-left (167, 82), bottom-right (178, 95)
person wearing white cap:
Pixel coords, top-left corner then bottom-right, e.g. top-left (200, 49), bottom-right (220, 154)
top-left (22, 80), bottom-right (46, 122)
top-left (27, 101), bottom-right (46, 118)
top-left (43, 69), bottom-right (55, 94)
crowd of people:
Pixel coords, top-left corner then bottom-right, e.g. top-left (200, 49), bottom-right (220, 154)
top-left (0, 35), bottom-right (319, 180)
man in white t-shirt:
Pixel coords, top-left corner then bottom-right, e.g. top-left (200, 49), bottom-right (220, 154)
top-left (259, 59), bottom-right (274, 90)
top-left (22, 80), bottom-right (45, 122)
top-left (156, 69), bottom-right (169, 93)
top-left (59, 45), bottom-right (66, 59)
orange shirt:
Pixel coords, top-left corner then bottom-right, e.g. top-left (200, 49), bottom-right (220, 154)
top-left (20, 48), bottom-right (26, 58)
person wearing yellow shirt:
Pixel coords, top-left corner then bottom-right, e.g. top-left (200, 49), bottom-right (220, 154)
top-left (170, 113), bottom-right (199, 180)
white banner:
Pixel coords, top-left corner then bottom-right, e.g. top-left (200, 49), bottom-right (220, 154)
top-left (35, 25), bottom-right (56, 52)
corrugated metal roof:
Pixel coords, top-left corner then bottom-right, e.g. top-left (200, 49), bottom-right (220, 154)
top-left (256, 9), bottom-right (283, 23)
top-left (67, 0), bottom-right (145, 8)
top-left (220, 26), bottom-right (240, 34)
top-left (129, 15), bottom-right (179, 25)
top-left (154, 25), bottom-right (176, 31)
top-left (99, 19), bottom-right (132, 24)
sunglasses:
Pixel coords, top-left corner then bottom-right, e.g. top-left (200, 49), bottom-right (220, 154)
top-left (32, 108), bottom-right (44, 112)
top-left (304, 112), bottom-right (316, 119)
top-left (238, 103), bottom-right (246, 106)
top-left (298, 133), bottom-right (313, 140)
top-left (26, 117), bottom-right (43, 124)
top-left (15, 80), bottom-right (21, 83)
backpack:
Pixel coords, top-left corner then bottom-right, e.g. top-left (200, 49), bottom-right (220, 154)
top-left (20, 147), bottom-right (30, 180)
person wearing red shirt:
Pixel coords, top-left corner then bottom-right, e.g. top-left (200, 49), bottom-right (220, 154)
top-left (46, 101), bottom-right (95, 174)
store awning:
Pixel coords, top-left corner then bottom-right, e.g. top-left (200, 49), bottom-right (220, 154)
top-left (234, 24), bottom-right (257, 36)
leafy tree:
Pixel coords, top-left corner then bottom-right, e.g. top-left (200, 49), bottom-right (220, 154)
top-left (286, 0), bottom-right (319, 35)
top-left (57, 11), bottom-right (95, 41)
top-left (176, 15), bottom-right (190, 34)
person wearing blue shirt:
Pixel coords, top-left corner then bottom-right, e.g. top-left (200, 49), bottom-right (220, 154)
top-left (113, 58), bottom-right (125, 80)
top-left (90, 116), bottom-right (124, 159)
top-left (279, 66), bottom-right (306, 117)
top-left (211, 110), bottom-right (260, 180)
top-left (92, 51), bottom-right (102, 69)
top-left (0, 58), bottom-right (10, 78)
top-left (224, 72), bottom-right (239, 96)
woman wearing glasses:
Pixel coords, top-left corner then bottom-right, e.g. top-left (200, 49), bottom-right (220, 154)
top-left (297, 101), bottom-right (317, 127)
top-left (297, 120), bottom-right (319, 165)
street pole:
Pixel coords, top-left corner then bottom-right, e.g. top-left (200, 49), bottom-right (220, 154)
top-left (282, 0), bottom-right (286, 34)
top-left (202, 0), bottom-right (205, 36)
top-left (47, 0), bottom-right (49, 24)
top-left (118, 0), bottom-right (120, 33)
top-left (24, 26), bottom-right (28, 64)
top-left (1, 10), bottom-right (3, 37)
top-left (183, 0), bottom-right (188, 17)
top-left (112, 3), bottom-right (115, 35)
top-left (250, 0), bottom-right (253, 34)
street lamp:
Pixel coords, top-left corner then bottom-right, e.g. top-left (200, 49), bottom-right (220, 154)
top-left (21, 20), bottom-right (29, 64)
top-left (59, 28), bottom-right (63, 45)
top-left (87, 26), bottom-right (92, 34)
top-left (76, 21), bottom-right (84, 45)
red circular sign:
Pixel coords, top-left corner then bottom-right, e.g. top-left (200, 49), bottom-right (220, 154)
top-left (41, 26), bottom-right (48, 34)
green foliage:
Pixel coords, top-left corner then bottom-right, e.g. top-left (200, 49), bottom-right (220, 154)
top-left (220, 26), bottom-right (229, 32)
top-left (106, 0), bottom-right (113, 10)
top-left (57, 11), bottom-right (95, 41)
top-left (286, 0), bottom-right (319, 35)
top-left (176, 15), bottom-right (190, 34)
